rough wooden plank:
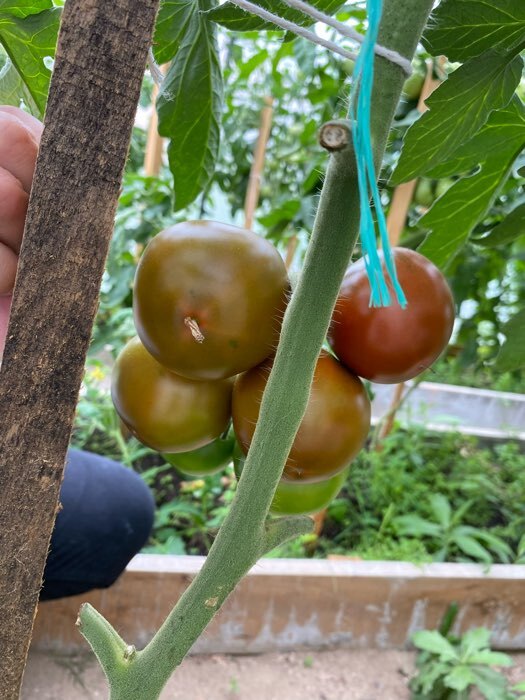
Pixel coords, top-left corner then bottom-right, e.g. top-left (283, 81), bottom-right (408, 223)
top-left (32, 556), bottom-right (525, 653)
top-left (0, 1), bottom-right (159, 697)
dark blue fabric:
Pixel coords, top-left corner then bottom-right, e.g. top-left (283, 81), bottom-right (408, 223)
top-left (40, 449), bottom-right (155, 601)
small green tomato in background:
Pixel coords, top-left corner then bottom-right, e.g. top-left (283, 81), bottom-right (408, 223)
top-left (233, 443), bottom-right (349, 517)
top-left (414, 178), bottom-right (435, 208)
top-left (435, 178), bottom-right (455, 199)
top-left (163, 433), bottom-right (235, 477)
top-left (402, 72), bottom-right (425, 100)
top-left (341, 58), bottom-right (355, 77)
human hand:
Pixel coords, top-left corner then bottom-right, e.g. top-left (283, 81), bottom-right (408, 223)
top-left (0, 106), bottom-right (42, 356)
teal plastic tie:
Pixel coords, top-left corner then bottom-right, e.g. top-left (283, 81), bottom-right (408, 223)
top-left (348, 0), bottom-right (407, 309)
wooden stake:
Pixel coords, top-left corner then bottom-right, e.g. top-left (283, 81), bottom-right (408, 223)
top-left (243, 97), bottom-right (274, 230)
top-left (144, 65), bottom-right (168, 177)
top-left (0, 1), bottom-right (159, 696)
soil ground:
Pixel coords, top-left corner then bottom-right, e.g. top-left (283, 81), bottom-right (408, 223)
top-left (23, 649), bottom-right (525, 699)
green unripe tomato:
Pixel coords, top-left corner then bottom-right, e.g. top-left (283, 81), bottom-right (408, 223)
top-left (402, 72), bottom-right (424, 100)
top-left (414, 178), bottom-right (435, 208)
top-left (435, 178), bottom-right (454, 199)
top-left (341, 58), bottom-right (355, 76)
top-left (163, 434), bottom-right (235, 477)
top-left (111, 337), bottom-right (233, 453)
top-left (233, 443), bottom-right (349, 517)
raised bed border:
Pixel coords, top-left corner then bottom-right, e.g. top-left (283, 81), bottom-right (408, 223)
top-left (32, 554), bottom-right (525, 654)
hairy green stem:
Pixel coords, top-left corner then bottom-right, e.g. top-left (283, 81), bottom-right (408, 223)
top-left (79, 1), bottom-right (434, 696)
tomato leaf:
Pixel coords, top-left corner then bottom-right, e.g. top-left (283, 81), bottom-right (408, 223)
top-left (157, 0), bottom-right (223, 212)
top-left (473, 202), bottom-right (525, 247)
top-left (423, 0), bottom-right (525, 62)
top-left (391, 50), bottom-right (523, 184)
top-left (206, 0), bottom-right (345, 33)
top-left (0, 56), bottom-right (38, 113)
top-left (416, 98), bottom-right (525, 269)
top-left (152, 0), bottom-right (197, 64)
top-left (426, 97), bottom-right (525, 179)
top-left (0, 1), bottom-right (60, 116)
top-left (495, 308), bottom-right (525, 372)
top-left (417, 155), bottom-right (517, 269)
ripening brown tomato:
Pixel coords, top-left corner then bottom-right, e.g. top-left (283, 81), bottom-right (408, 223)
top-left (232, 351), bottom-right (370, 482)
top-left (133, 220), bottom-right (290, 381)
top-left (328, 248), bottom-right (455, 384)
top-left (111, 337), bottom-right (233, 453)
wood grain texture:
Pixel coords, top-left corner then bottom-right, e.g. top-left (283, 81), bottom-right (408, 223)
top-left (0, 1), bottom-right (159, 696)
top-left (32, 556), bottom-right (525, 654)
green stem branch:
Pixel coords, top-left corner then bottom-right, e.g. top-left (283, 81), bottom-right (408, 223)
top-left (79, 1), bottom-right (434, 696)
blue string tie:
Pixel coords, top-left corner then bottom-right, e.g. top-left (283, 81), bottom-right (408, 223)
top-left (349, 0), bottom-right (407, 309)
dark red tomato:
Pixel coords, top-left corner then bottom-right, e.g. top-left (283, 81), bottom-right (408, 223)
top-left (232, 351), bottom-right (370, 482)
top-left (233, 444), bottom-right (348, 516)
top-left (111, 337), bottom-right (233, 453)
top-left (328, 248), bottom-right (455, 384)
top-left (133, 220), bottom-right (290, 381)
top-left (163, 434), bottom-right (235, 477)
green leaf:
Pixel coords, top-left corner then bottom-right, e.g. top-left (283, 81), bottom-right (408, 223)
top-left (0, 2), bottom-right (61, 116)
top-left (206, 0), bottom-right (345, 33)
top-left (429, 494), bottom-right (452, 529)
top-left (391, 50), bottom-right (523, 184)
top-left (152, 0), bottom-right (197, 64)
top-left (423, 0), bottom-right (525, 62)
top-left (157, 0), bottom-right (223, 211)
top-left (416, 98), bottom-right (525, 268)
top-left (426, 97), bottom-right (525, 179)
top-left (0, 55), bottom-right (37, 112)
top-left (0, 1), bottom-right (53, 18)
top-left (393, 515), bottom-right (442, 538)
top-left (474, 202), bottom-right (525, 247)
top-left (445, 665), bottom-right (476, 691)
top-left (471, 666), bottom-right (510, 699)
top-left (460, 627), bottom-right (491, 656)
top-left (496, 308), bottom-right (525, 372)
top-left (417, 154), bottom-right (516, 269)
top-left (412, 630), bottom-right (458, 660)
top-left (453, 534), bottom-right (492, 563)
top-left (468, 650), bottom-right (513, 667)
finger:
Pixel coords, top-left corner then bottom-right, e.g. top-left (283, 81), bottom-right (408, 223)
top-left (0, 111), bottom-right (40, 193)
top-left (0, 242), bottom-right (18, 295)
top-left (0, 166), bottom-right (29, 254)
top-left (0, 106), bottom-right (43, 141)
top-left (0, 295), bottom-right (12, 360)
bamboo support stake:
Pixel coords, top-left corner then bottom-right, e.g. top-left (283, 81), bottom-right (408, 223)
top-left (144, 65), bottom-right (168, 176)
top-left (243, 97), bottom-right (274, 230)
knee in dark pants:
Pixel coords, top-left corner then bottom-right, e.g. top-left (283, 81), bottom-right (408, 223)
top-left (40, 449), bottom-right (155, 601)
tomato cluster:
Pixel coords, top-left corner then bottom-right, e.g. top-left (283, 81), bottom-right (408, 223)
top-left (112, 221), bottom-right (454, 518)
